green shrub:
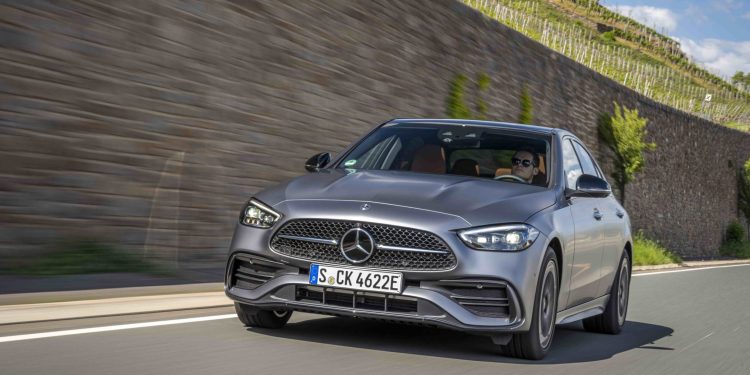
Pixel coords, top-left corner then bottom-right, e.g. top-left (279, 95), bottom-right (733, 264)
top-left (446, 74), bottom-right (471, 119)
top-left (475, 73), bottom-right (491, 120)
top-left (517, 86), bottom-right (533, 124)
top-left (15, 239), bottom-right (168, 276)
top-left (600, 30), bottom-right (616, 44)
top-left (446, 73), bottom-right (492, 120)
top-left (720, 220), bottom-right (750, 258)
top-left (632, 231), bottom-right (681, 266)
top-left (726, 220), bottom-right (745, 243)
top-left (738, 159), bottom-right (750, 222)
top-left (720, 240), bottom-right (750, 258)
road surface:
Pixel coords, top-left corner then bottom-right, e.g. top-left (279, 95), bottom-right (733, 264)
top-left (1, 265), bottom-right (749, 374)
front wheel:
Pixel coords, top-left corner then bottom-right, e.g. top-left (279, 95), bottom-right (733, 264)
top-left (502, 247), bottom-right (559, 360)
top-left (583, 250), bottom-right (630, 334)
top-left (234, 302), bottom-right (291, 329)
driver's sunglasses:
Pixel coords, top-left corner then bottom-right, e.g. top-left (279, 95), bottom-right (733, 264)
top-left (511, 158), bottom-right (534, 168)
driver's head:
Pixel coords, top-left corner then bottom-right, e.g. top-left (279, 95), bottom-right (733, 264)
top-left (511, 148), bottom-right (539, 183)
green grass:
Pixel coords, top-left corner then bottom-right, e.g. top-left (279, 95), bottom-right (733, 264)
top-left (720, 241), bottom-right (750, 259)
top-left (13, 240), bottom-right (170, 276)
top-left (633, 231), bottom-right (682, 266)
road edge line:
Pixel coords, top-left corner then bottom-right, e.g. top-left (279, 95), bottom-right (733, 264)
top-left (633, 263), bottom-right (750, 276)
top-left (0, 314), bottom-right (237, 343)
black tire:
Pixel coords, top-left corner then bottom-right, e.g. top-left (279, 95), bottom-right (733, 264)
top-left (583, 250), bottom-right (630, 334)
top-left (502, 247), bottom-right (559, 360)
top-left (234, 302), bottom-right (291, 329)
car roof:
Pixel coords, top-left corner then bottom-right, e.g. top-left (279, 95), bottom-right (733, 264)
top-left (386, 118), bottom-right (566, 136)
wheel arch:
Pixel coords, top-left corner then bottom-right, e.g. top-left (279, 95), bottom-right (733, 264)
top-left (547, 237), bottom-right (563, 288)
top-left (624, 240), bottom-right (633, 272)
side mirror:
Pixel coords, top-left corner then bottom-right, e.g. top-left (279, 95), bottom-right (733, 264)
top-left (305, 152), bottom-right (331, 172)
top-left (567, 174), bottom-right (611, 198)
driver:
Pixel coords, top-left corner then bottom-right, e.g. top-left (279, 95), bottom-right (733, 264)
top-left (510, 147), bottom-right (540, 184)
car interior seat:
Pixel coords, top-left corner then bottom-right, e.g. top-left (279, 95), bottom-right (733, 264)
top-left (451, 159), bottom-right (480, 176)
top-left (410, 144), bottom-right (446, 174)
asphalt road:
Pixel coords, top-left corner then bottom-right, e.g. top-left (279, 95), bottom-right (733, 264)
top-left (2, 265), bottom-right (749, 375)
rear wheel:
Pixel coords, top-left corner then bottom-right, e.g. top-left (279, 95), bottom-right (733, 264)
top-left (234, 302), bottom-right (291, 329)
top-left (502, 247), bottom-right (558, 360)
top-left (583, 250), bottom-right (630, 334)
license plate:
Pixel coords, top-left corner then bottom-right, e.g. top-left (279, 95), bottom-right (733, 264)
top-left (309, 264), bottom-right (403, 294)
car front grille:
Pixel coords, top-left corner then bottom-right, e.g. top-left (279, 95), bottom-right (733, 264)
top-left (270, 219), bottom-right (457, 271)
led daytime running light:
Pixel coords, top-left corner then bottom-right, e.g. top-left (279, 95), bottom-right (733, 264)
top-left (240, 199), bottom-right (281, 228)
top-left (458, 224), bottom-right (539, 251)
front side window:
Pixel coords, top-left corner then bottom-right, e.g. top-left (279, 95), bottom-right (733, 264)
top-left (572, 141), bottom-right (599, 177)
top-left (562, 139), bottom-right (583, 189)
top-left (337, 123), bottom-right (551, 186)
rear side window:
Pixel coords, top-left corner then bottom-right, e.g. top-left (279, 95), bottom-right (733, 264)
top-left (562, 139), bottom-right (582, 188)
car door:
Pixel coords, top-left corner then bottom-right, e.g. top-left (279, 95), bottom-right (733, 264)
top-left (562, 138), bottom-right (605, 308)
top-left (571, 140), bottom-right (623, 297)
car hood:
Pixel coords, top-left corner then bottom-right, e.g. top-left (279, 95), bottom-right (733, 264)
top-left (256, 169), bottom-right (557, 226)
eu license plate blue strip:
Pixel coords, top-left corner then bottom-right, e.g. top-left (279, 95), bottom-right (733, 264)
top-left (309, 263), bottom-right (320, 284)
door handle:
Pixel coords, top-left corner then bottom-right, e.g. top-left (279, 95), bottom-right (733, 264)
top-left (616, 210), bottom-right (624, 218)
top-left (593, 209), bottom-right (603, 220)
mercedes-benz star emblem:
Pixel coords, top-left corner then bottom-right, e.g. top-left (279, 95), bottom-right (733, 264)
top-left (360, 203), bottom-right (371, 211)
top-left (340, 228), bottom-right (375, 264)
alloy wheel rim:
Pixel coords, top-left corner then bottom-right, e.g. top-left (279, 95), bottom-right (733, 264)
top-left (273, 310), bottom-right (289, 318)
top-left (538, 261), bottom-right (557, 349)
top-left (617, 259), bottom-right (629, 326)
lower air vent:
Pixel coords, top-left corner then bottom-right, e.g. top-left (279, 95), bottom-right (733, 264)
top-left (440, 281), bottom-right (514, 319)
top-left (295, 286), bottom-right (418, 313)
top-left (230, 255), bottom-right (289, 290)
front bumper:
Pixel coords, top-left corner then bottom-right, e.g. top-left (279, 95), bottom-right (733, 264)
top-left (225, 247), bottom-right (548, 333)
top-left (225, 200), bottom-right (549, 334)
top-left (225, 252), bottom-right (530, 333)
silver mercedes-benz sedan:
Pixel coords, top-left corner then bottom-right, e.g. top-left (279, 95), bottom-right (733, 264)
top-left (225, 118), bottom-right (632, 360)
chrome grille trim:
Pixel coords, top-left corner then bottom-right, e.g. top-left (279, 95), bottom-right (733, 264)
top-left (276, 234), bottom-right (338, 246)
top-left (376, 244), bottom-right (448, 254)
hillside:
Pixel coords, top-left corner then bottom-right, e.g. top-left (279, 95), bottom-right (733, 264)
top-left (463, 0), bottom-right (750, 130)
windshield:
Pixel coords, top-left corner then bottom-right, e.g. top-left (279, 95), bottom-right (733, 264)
top-left (336, 123), bottom-right (551, 186)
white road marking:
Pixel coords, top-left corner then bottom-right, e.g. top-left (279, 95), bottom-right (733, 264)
top-left (0, 314), bottom-right (237, 343)
top-left (633, 263), bottom-right (750, 277)
top-left (678, 332), bottom-right (714, 353)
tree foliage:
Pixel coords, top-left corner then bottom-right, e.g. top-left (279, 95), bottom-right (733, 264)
top-left (598, 102), bottom-right (656, 203)
top-left (517, 86), bottom-right (533, 124)
top-left (732, 71), bottom-right (750, 90)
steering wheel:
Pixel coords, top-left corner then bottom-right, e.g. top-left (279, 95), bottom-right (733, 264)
top-left (494, 174), bottom-right (527, 183)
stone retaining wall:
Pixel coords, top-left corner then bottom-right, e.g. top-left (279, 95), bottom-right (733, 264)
top-left (1, 0), bottom-right (747, 271)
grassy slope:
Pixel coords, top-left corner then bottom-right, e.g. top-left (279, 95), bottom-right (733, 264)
top-left (464, 0), bottom-right (750, 129)
top-left (633, 231), bottom-right (682, 266)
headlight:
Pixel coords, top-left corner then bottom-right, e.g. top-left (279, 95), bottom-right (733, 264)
top-left (240, 199), bottom-right (281, 228)
top-left (458, 224), bottom-right (539, 251)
